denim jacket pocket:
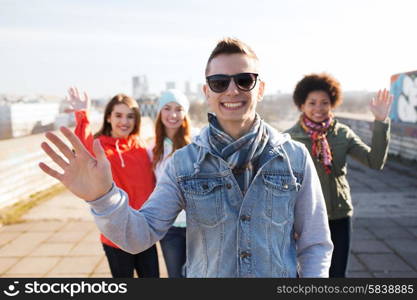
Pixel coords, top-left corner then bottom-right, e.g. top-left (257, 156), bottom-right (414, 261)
top-left (262, 173), bottom-right (295, 225)
top-left (263, 173), bottom-right (297, 192)
top-left (179, 177), bottom-right (226, 227)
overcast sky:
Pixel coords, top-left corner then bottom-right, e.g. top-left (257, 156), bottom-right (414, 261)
top-left (1, 0), bottom-right (416, 98)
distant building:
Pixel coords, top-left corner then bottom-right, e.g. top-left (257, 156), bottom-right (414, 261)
top-left (132, 75), bottom-right (149, 99)
top-left (196, 83), bottom-right (204, 100)
top-left (185, 81), bottom-right (192, 97)
top-left (132, 76), bottom-right (140, 98)
top-left (166, 81), bottom-right (176, 90)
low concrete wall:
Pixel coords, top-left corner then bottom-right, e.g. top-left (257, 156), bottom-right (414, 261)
top-left (0, 106), bottom-right (12, 139)
top-left (0, 132), bottom-right (61, 209)
top-left (0, 150), bottom-right (59, 209)
top-left (336, 115), bottom-right (417, 161)
top-left (0, 103), bottom-right (75, 140)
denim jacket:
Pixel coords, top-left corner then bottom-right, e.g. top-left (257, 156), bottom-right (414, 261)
top-left (89, 123), bottom-right (333, 277)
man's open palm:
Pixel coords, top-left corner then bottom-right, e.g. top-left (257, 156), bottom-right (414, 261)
top-left (39, 127), bottom-right (113, 201)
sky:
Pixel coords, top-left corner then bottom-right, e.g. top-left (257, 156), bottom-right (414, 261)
top-left (0, 0), bottom-right (416, 98)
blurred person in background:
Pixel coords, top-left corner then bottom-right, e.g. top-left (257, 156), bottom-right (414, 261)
top-left (286, 73), bottom-right (392, 277)
top-left (65, 87), bottom-right (159, 278)
top-left (150, 89), bottom-right (191, 277)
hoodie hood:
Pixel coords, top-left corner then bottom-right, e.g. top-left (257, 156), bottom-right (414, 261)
top-left (99, 135), bottom-right (138, 148)
top-left (99, 135), bottom-right (140, 168)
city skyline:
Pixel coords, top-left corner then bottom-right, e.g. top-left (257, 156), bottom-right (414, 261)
top-left (1, 0), bottom-right (416, 98)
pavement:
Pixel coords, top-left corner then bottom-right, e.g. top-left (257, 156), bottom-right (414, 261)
top-left (0, 153), bottom-right (416, 277)
top-left (345, 158), bottom-right (417, 278)
top-left (0, 195), bottom-right (168, 278)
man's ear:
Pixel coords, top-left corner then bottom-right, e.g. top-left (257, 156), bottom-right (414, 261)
top-left (257, 80), bottom-right (265, 102)
top-left (203, 84), bottom-right (210, 101)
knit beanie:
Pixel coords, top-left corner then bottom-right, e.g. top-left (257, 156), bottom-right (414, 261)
top-left (157, 89), bottom-right (190, 114)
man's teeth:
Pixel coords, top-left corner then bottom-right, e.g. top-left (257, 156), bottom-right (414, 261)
top-left (223, 102), bottom-right (243, 108)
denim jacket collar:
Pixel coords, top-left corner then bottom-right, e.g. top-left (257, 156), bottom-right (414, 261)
top-left (192, 122), bottom-right (291, 167)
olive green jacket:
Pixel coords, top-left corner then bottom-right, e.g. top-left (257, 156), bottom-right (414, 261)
top-left (285, 118), bottom-right (390, 220)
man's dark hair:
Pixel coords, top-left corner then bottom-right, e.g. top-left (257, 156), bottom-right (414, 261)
top-left (205, 37), bottom-right (258, 75)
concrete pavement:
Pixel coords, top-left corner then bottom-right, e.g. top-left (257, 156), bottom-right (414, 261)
top-left (346, 157), bottom-right (417, 277)
top-left (0, 191), bottom-right (167, 278)
top-left (0, 156), bottom-right (416, 278)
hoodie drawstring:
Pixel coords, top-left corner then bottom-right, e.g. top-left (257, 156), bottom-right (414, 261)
top-left (115, 139), bottom-right (126, 168)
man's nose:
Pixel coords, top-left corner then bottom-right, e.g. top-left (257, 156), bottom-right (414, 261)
top-left (225, 79), bottom-right (239, 95)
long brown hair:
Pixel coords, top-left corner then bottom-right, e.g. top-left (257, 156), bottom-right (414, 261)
top-left (94, 94), bottom-right (141, 139)
top-left (152, 112), bottom-right (191, 169)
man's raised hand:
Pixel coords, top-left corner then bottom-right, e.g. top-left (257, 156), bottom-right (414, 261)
top-left (39, 127), bottom-right (113, 201)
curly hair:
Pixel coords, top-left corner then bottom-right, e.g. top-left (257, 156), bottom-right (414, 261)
top-left (293, 73), bottom-right (343, 109)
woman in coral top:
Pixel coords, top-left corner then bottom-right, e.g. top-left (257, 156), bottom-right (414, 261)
top-left (66, 87), bottom-right (159, 278)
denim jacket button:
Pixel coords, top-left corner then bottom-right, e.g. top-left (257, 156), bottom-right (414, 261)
top-left (202, 184), bottom-right (209, 190)
top-left (283, 184), bottom-right (289, 189)
top-left (240, 251), bottom-right (252, 258)
top-left (226, 183), bottom-right (232, 189)
top-left (240, 215), bottom-right (251, 221)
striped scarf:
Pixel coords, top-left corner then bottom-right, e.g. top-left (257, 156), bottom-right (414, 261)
top-left (300, 113), bottom-right (333, 174)
top-left (208, 113), bottom-right (269, 194)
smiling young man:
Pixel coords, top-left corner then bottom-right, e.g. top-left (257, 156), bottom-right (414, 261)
top-left (40, 38), bottom-right (333, 277)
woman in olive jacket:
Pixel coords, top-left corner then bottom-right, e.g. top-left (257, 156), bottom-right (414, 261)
top-left (286, 73), bottom-right (393, 277)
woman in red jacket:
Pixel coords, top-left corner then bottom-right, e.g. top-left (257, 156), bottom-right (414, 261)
top-left (66, 87), bottom-right (159, 278)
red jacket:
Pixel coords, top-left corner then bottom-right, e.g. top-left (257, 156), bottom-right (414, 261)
top-left (74, 110), bottom-right (155, 248)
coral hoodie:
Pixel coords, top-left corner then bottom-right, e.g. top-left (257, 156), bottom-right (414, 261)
top-left (74, 110), bottom-right (155, 248)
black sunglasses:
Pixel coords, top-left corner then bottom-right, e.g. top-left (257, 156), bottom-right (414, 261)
top-left (206, 73), bottom-right (259, 93)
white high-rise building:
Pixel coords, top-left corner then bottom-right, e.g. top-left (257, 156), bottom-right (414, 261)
top-left (166, 81), bottom-right (176, 90)
top-left (132, 75), bottom-right (149, 99)
top-left (185, 81), bottom-right (192, 97)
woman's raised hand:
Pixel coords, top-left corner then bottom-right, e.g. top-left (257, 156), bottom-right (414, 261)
top-left (39, 127), bottom-right (113, 202)
top-left (370, 88), bottom-right (394, 121)
top-left (65, 87), bottom-right (90, 113)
